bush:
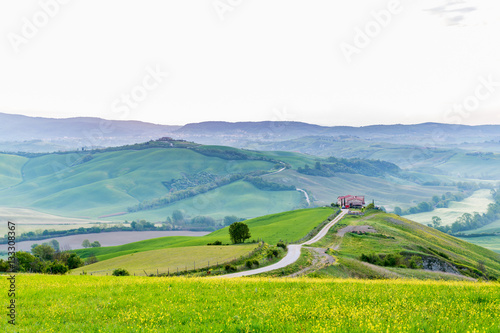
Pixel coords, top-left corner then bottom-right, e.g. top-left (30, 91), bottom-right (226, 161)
top-left (409, 256), bottom-right (423, 269)
top-left (66, 253), bottom-right (83, 269)
top-left (207, 240), bottom-right (222, 246)
top-left (85, 254), bottom-right (99, 265)
top-left (266, 248), bottom-right (280, 259)
top-left (277, 241), bottom-right (287, 250)
top-left (252, 259), bottom-right (259, 267)
top-left (224, 264), bottom-right (237, 272)
top-left (245, 260), bottom-right (253, 269)
top-left (47, 261), bottom-right (69, 275)
top-left (112, 268), bottom-right (130, 276)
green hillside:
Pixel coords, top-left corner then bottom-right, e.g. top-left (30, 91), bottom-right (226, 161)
top-left (0, 146), bottom-right (289, 219)
top-left (74, 207), bottom-right (334, 261)
top-left (0, 140), bottom-right (445, 226)
top-left (0, 153), bottom-right (26, 188)
top-left (310, 210), bottom-right (500, 280)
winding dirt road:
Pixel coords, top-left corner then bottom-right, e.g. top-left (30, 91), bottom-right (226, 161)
top-left (220, 209), bottom-right (348, 278)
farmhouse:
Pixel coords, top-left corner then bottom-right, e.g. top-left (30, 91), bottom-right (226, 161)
top-left (338, 195), bottom-right (365, 209)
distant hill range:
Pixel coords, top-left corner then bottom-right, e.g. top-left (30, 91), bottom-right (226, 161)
top-left (1, 112), bottom-right (500, 152)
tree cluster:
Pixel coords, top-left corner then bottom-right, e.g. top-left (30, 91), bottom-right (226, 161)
top-left (430, 190), bottom-right (500, 234)
top-left (394, 192), bottom-right (468, 216)
top-left (0, 241), bottom-right (84, 274)
top-left (297, 158), bottom-right (400, 178)
top-left (243, 176), bottom-right (296, 191)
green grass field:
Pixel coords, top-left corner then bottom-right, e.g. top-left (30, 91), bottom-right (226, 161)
top-left (456, 236), bottom-right (500, 254)
top-left (74, 207), bottom-right (334, 261)
top-left (2, 275), bottom-right (499, 332)
top-left (310, 211), bottom-right (500, 280)
top-left (404, 189), bottom-right (494, 226)
top-left (0, 148), bottom-right (275, 218)
top-left (113, 180), bottom-right (304, 222)
top-left (71, 244), bottom-right (257, 276)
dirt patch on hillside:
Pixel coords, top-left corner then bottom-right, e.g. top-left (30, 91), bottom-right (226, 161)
top-left (288, 247), bottom-right (335, 277)
top-left (337, 225), bottom-right (377, 237)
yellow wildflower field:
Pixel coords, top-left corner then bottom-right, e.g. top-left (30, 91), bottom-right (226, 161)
top-left (1, 275), bottom-right (499, 332)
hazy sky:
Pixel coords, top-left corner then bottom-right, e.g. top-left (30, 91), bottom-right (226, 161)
top-left (1, 0), bottom-right (499, 126)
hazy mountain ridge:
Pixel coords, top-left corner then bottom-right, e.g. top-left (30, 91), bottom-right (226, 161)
top-left (2, 112), bottom-right (500, 153)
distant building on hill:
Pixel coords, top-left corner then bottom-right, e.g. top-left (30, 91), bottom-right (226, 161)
top-left (338, 195), bottom-right (365, 209)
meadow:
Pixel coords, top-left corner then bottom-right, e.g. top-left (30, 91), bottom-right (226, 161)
top-left (2, 275), bottom-right (499, 332)
top-left (70, 244), bottom-right (257, 276)
top-left (404, 189), bottom-right (494, 226)
top-left (74, 207), bottom-right (334, 261)
top-left (308, 212), bottom-right (500, 280)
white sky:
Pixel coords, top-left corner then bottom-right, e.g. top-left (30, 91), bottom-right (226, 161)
top-left (0, 0), bottom-right (499, 126)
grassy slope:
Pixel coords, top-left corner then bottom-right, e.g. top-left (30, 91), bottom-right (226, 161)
top-left (456, 236), bottom-right (500, 254)
top-left (404, 189), bottom-right (494, 226)
top-left (5, 275), bottom-right (499, 332)
top-left (110, 180), bottom-right (303, 222)
top-left (74, 207), bottom-right (333, 260)
top-left (0, 148), bottom-right (277, 218)
top-left (0, 153), bottom-right (27, 188)
top-left (311, 211), bottom-right (500, 279)
top-left (71, 244), bottom-right (257, 276)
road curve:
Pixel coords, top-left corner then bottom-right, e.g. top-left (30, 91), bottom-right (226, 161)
top-left (296, 189), bottom-right (310, 206)
top-left (220, 209), bottom-right (348, 278)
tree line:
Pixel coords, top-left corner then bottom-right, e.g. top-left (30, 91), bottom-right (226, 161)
top-left (0, 240), bottom-right (87, 274)
top-left (431, 190), bottom-right (500, 234)
top-left (297, 158), bottom-right (400, 177)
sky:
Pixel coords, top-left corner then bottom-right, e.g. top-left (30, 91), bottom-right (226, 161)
top-left (0, 0), bottom-right (499, 127)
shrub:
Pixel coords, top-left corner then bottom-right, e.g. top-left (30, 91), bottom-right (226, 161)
top-left (252, 260), bottom-right (259, 267)
top-left (245, 260), bottom-right (253, 269)
top-left (277, 241), bottom-right (287, 250)
top-left (360, 253), bottom-right (380, 265)
top-left (66, 253), bottom-right (83, 269)
top-left (208, 240), bottom-right (222, 246)
top-left (85, 254), bottom-right (99, 265)
top-left (112, 268), bottom-right (130, 276)
top-left (266, 248), bottom-right (280, 259)
top-left (224, 264), bottom-right (237, 272)
top-left (47, 261), bottom-right (69, 275)
top-left (409, 256), bottom-right (423, 269)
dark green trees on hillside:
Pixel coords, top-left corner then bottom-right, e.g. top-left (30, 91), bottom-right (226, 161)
top-left (229, 222), bottom-right (251, 244)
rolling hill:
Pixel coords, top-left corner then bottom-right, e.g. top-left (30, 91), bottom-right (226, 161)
top-left (73, 207), bottom-right (335, 261)
top-left (309, 210), bottom-right (500, 280)
top-left (0, 139), bottom-right (456, 227)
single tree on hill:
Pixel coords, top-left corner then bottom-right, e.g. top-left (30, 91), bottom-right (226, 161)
top-left (82, 239), bottom-right (91, 248)
top-left (91, 241), bottom-right (101, 248)
top-left (432, 216), bottom-right (442, 228)
top-left (229, 222), bottom-right (251, 244)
